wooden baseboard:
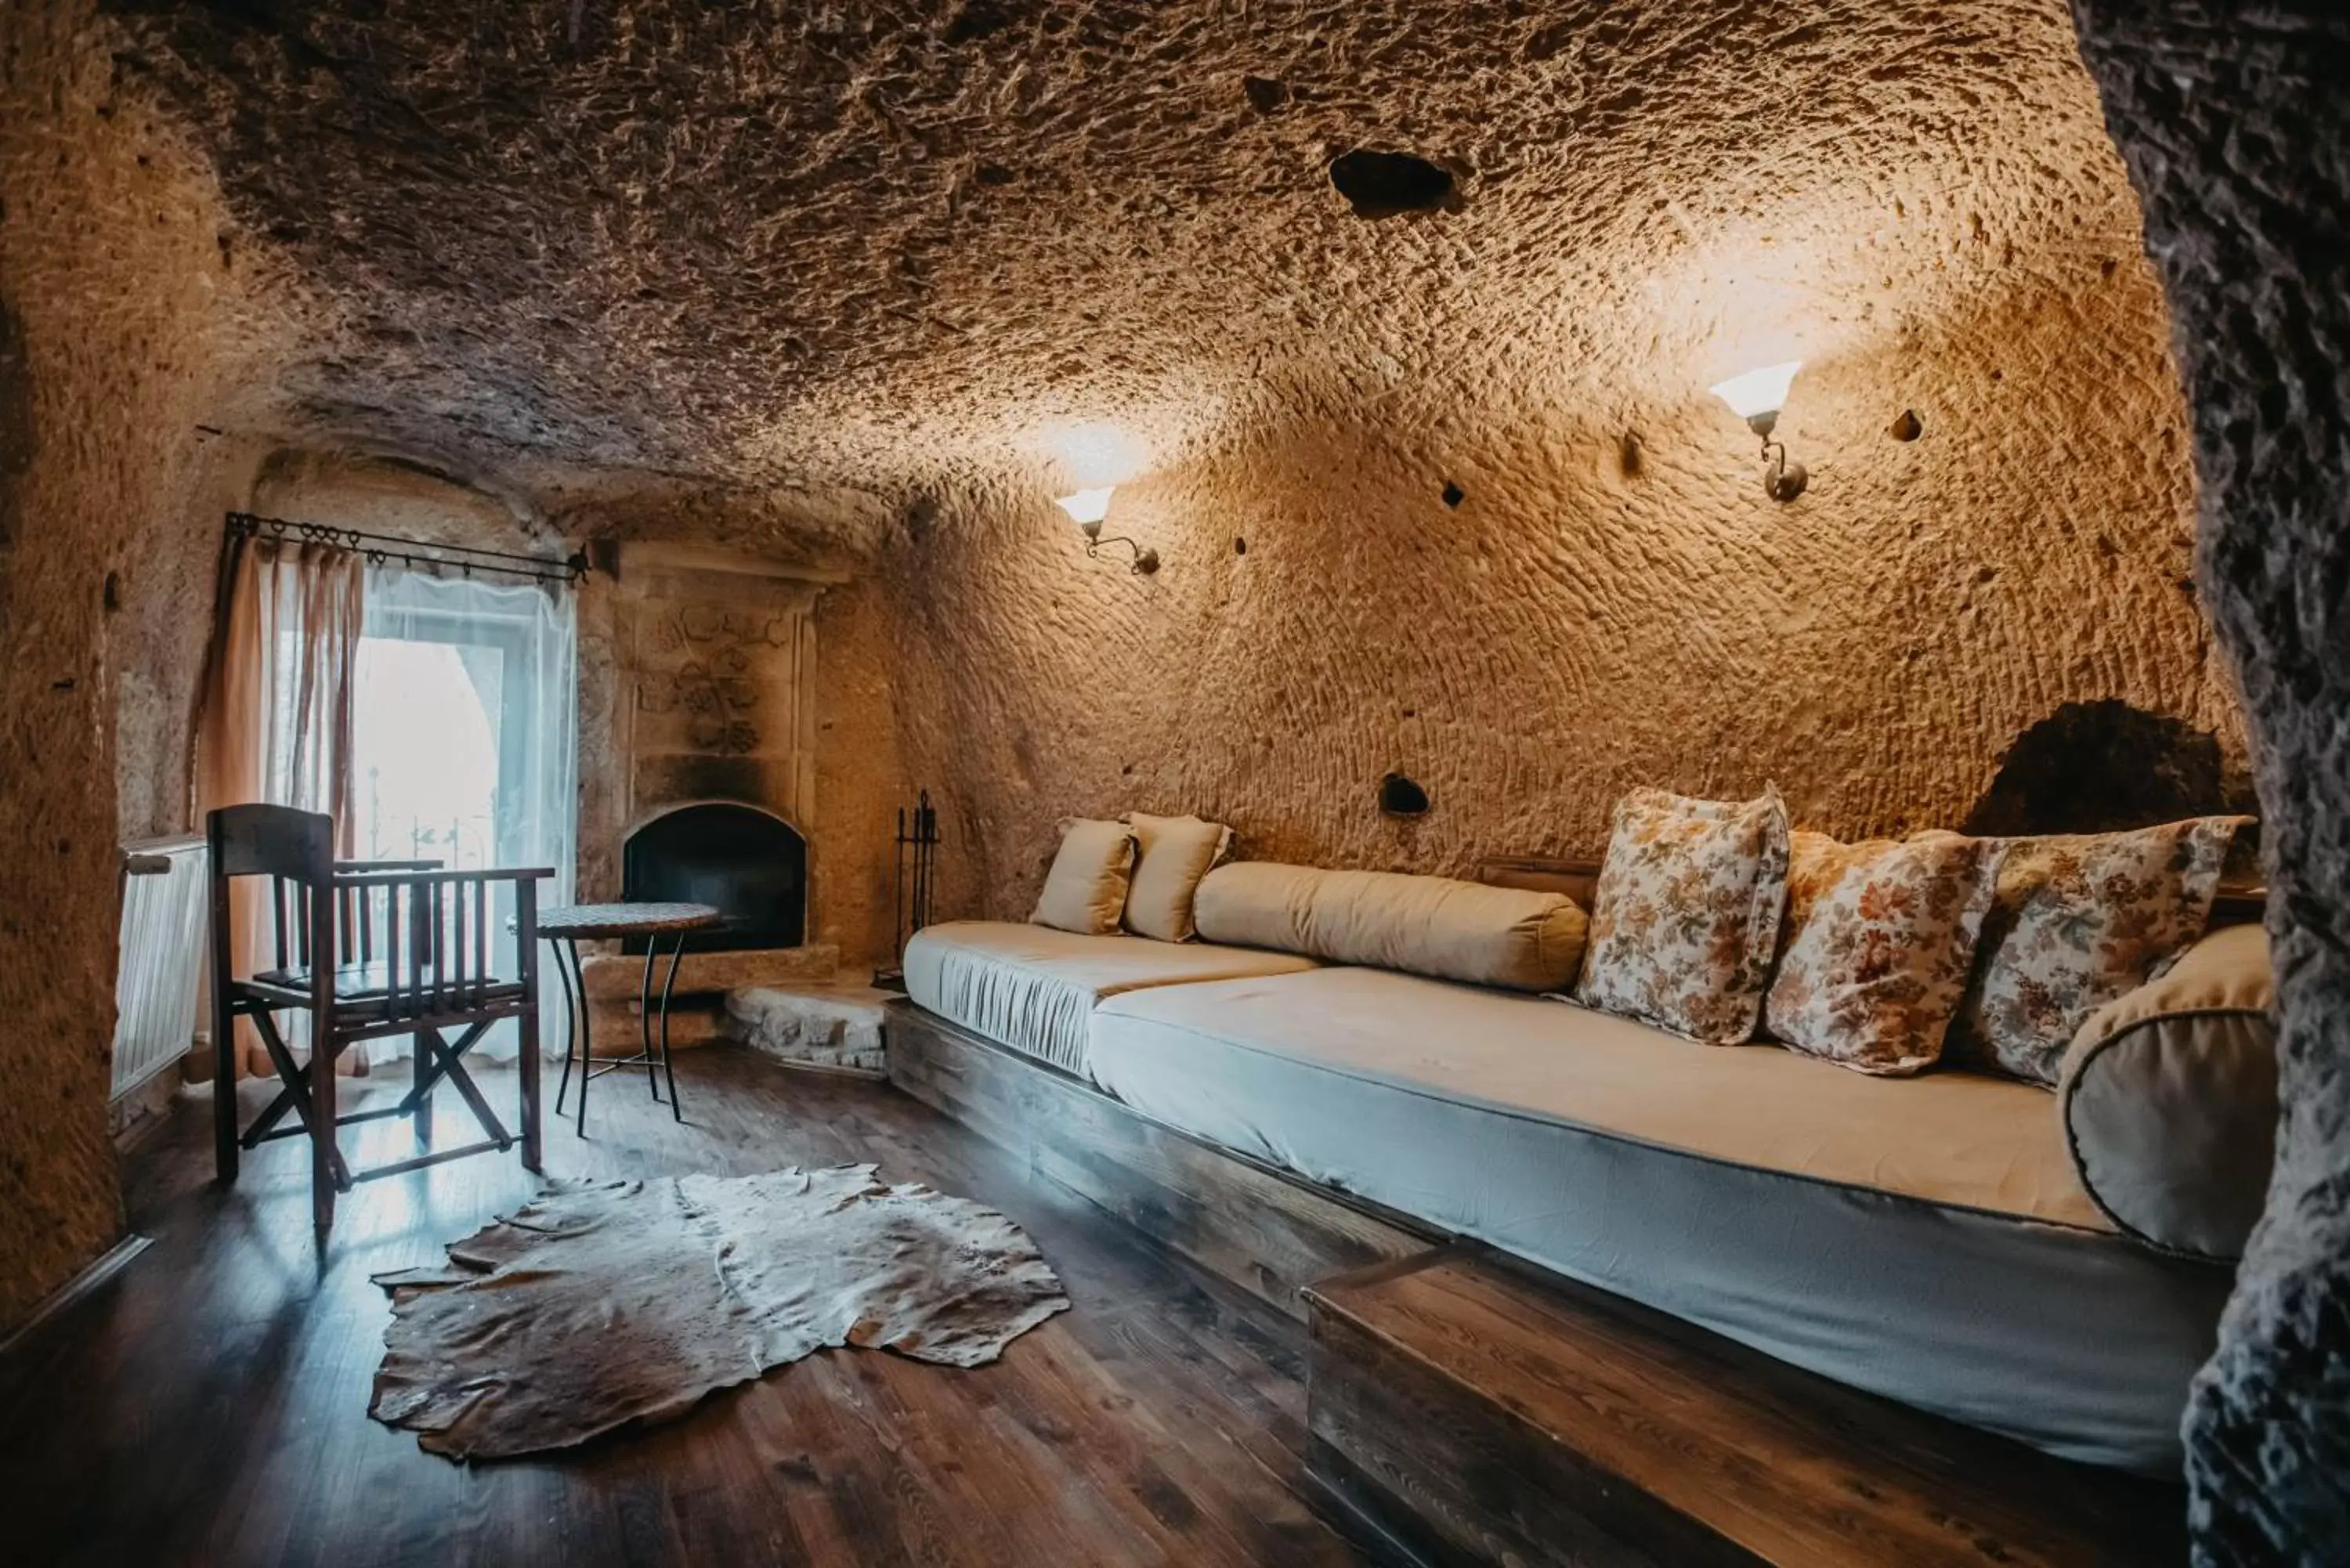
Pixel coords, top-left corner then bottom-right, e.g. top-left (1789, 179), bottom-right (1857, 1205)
top-left (884, 1000), bottom-right (1438, 1319)
top-left (0, 1234), bottom-right (153, 1361)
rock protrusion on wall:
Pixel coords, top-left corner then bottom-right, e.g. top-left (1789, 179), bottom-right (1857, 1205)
top-left (1961, 699), bottom-right (2240, 836)
top-left (2070, 4), bottom-right (2350, 1561)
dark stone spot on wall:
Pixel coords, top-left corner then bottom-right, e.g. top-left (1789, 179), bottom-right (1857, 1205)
top-left (1242, 76), bottom-right (1288, 115)
top-left (974, 163), bottom-right (1015, 187)
top-left (1378, 772), bottom-right (1430, 816)
top-left (1329, 150), bottom-right (1454, 218)
top-left (1890, 409), bottom-right (1923, 441)
top-left (902, 494), bottom-right (940, 543)
top-left (1961, 699), bottom-right (2243, 836)
top-left (1232, 535), bottom-right (1246, 555)
top-left (0, 298), bottom-right (34, 550)
top-left (1441, 480), bottom-right (1465, 508)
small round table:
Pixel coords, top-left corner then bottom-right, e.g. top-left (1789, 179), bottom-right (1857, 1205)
top-left (536, 901), bottom-right (722, 1135)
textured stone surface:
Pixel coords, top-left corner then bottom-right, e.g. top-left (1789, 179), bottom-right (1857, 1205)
top-left (0, 2), bottom-right (294, 1331)
top-left (725, 983), bottom-right (891, 1078)
top-left (2068, 5), bottom-right (2350, 1559)
top-left (0, 0), bottom-right (2273, 1342)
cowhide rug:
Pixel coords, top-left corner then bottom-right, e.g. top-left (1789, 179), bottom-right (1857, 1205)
top-left (368, 1165), bottom-right (1069, 1461)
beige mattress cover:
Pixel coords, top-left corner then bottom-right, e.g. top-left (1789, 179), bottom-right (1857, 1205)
top-left (902, 920), bottom-right (1318, 1075)
top-left (1094, 963), bottom-right (2103, 1229)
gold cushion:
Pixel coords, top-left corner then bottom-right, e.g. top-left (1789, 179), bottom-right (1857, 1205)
top-left (1121, 813), bottom-right (1233, 943)
top-left (1029, 818), bottom-right (1137, 936)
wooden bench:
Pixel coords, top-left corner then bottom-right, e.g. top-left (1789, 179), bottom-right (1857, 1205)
top-left (1306, 1246), bottom-right (2186, 1567)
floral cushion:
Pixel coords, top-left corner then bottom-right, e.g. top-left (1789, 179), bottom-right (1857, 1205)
top-left (1947, 817), bottom-right (2249, 1086)
top-left (1570, 786), bottom-right (1791, 1045)
top-left (1762, 831), bottom-right (2005, 1075)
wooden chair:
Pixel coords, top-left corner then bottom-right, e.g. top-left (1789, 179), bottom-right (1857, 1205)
top-left (206, 803), bottom-right (551, 1237)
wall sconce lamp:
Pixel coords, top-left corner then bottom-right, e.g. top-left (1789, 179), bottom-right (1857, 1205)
top-left (1054, 486), bottom-right (1160, 574)
top-left (1709, 359), bottom-right (1807, 502)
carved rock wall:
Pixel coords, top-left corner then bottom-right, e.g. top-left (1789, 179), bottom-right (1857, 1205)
top-left (887, 254), bottom-right (2242, 921)
top-left (0, 2), bottom-right (288, 1328)
top-left (2068, 5), bottom-right (2350, 1559)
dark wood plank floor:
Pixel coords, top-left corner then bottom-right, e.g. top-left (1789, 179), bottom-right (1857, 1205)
top-left (0, 1050), bottom-right (1372, 1568)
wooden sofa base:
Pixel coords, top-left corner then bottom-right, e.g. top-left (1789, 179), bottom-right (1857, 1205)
top-left (882, 999), bottom-right (2186, 1566)
top-left (884, 999), bottom-right (1438, 1319)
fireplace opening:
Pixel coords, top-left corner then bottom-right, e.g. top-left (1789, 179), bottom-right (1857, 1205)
top-left (621, 803), bottom-right (808, 953)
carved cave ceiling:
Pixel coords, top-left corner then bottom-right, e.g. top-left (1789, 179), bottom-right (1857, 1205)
top-left (110, 0), bottom-right (2142, 541)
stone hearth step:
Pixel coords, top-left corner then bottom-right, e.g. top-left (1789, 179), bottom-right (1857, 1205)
top-left (577, 943), bottom-right (841, 1002)
top-left (724, 982), bottom-right (890, 1078)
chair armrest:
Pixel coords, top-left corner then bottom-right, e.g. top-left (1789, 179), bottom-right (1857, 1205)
top-left (334, 867), bottom-right (555, 889)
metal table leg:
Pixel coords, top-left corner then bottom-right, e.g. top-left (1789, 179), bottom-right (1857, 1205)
top-left (637, 938), bottom-right (662, 1103)
top-left (552, 934), bottom-right (583, 1117)
top-left (657, 930), bottom-right (686, 1122)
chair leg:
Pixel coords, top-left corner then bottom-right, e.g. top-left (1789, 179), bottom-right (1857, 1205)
top-left (520, 991), bottom-right (544, 1176)
top-left (312, 1034), bottom-right (338, 1241)
top-left (411, 1029), bottom-right (433, 1150)
top-left (213, 1005), bottom-right (239, 1186)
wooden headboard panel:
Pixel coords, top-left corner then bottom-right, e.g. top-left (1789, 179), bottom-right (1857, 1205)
top-left (1476, 856), bottom-right (1601, 911)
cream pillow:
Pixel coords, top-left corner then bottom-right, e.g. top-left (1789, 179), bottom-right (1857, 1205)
top-left (1762, 830), bottom-right (2004, 1075)
top-left (1122, 813), bottom-right (1232, 942)
top-left (1029, 818), bottom-right (1137, 936)
top-left (1192, 862), bottom-right (1585, 991)
top-left (1947, 816), bottom-right (2250, 1086)
top-left (2059, 923), bottom-right (2276, 1261)
top-left (1570, 786), bottom-right (1791, 1045)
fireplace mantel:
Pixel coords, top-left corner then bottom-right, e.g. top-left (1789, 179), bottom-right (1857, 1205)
top-left (608, 542), bottom-right (840, 834)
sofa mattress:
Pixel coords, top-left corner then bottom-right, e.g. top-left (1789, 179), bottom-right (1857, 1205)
top-left (1088, 965), bottom-right (2232, 1476)
top-left (901, 920), bottom-right (1317, 1077)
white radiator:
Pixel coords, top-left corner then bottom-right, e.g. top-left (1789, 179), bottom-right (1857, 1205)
top-left (111, 835), bottom-right (208, 1100)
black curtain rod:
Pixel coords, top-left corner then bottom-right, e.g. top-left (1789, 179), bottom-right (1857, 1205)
top-left (226, 511), bottom-right (588, 584)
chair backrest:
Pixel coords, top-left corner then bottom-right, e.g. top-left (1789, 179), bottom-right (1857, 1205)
top-left (209, 804), bottom-right (334, 883)
top-left (208, 804), bottom-right (336, 985)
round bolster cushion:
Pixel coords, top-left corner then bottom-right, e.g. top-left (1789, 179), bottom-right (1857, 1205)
top-left (1192, 861), bottom-right (1587, 992)
top-left (2058, 923), bottom-right (2279, 1263)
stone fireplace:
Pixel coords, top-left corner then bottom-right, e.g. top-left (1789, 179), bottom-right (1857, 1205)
top-left (621, 801), bottom-right (808, 952)
top-left (577, 543), bottom-right (852, 1042)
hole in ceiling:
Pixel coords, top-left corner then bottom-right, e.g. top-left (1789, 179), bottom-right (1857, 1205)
top-left (1890, 409), bottom-right (1923, 441)
top-left (944, 1), bottom-right (1015, 45)
top-left (1234, 536), bottom-right (1248, 555)
top-left (974, 162), bottom-right (1015, 186)
top-left (1243, 76), bottom-right (1289, 115)
top-left (1329, 150), bottom-right (1454, 219)
top-left (1379, 772), bottom-right (1431, 816)
top-left (1441, 480), bottom-right (1466, 508)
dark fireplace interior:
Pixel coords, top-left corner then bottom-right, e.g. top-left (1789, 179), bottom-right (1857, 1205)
top-left (621, 803), bottom-right (808, 953)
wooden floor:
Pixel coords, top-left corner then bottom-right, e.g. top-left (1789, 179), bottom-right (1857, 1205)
top-left (0, 1050), bottom-right (1372, 1568)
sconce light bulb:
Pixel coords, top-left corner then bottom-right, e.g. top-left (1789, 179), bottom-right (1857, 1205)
top-left (1709, 359), bottom-right (1804, 424)
top-left (1054, 486), bottom-right (1115, 528)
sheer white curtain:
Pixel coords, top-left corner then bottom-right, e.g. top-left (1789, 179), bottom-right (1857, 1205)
top-left (355, 565), bottom-right (577, 1061)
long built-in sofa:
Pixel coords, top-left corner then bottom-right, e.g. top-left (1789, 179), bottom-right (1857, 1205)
top-left (902, 915), bottom-right (2232, 1477)
top-left (907, 890), bottom-right (2276, 1495)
